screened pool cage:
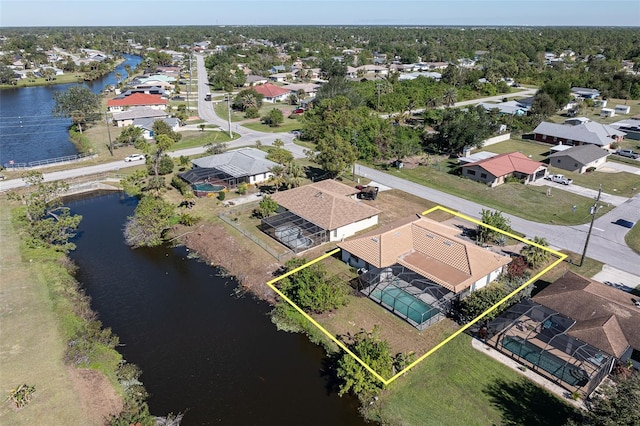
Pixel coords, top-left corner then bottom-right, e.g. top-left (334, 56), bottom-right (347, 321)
top-left (260, 209), bottom-right (328, 253)
top-left (358, 264), bottom-right (455, 331)
top-left (486, 299), bottom-right (614, 396)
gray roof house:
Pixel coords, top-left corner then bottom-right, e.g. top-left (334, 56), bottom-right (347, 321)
top-left (111, 107), bottom-right (168, 127)
top-left (533, 119), bottom-right (626, 149)
top-left (182, 147), bottom-right (278, 188)
top-left (571, 87), bottom-right (600, 99)
top-left (547, 145), bottom-right (610, 173)
top-left (133, 117), bottom-right (181, 139)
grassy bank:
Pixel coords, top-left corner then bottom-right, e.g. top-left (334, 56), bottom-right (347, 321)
top-left (626, 221), bottom-right (640, 255)
top-left (0, 199), bottom-right (121, 424)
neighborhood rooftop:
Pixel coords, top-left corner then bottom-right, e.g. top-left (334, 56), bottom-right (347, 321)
top-left (461, 151), bottom-right (545, 177)
top-left (548, 144), bottom-right (610, 165)
top-left (533, 120), bottom-right (626, 147)
top-left (191, 147), bottom-right (278, 178)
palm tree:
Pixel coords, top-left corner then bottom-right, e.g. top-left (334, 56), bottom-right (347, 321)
top-left (521, 236), bottom-right (550, 268)
top-left (443, 88), bottom-right (457, 107)
top-left (241, 91), bottom-right (259, 111)
top-left (268, 165), bottom-right (286, 192)
top-left (284, 162), bottom-right (305, 189)
top-left (425, 95), bottom-right (442, 109)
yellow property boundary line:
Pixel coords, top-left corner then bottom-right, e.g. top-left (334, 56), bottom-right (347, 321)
top-left (266, 205), bottom-right (567, 386)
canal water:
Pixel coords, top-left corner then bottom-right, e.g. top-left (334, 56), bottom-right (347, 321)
top-left (67, 191), bottom-right (366, 425)
top-left (0, 54), bottom-right (142, 166)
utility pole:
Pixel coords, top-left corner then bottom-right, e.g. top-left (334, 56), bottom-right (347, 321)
top-left (226, 93), bottom-right (232, 138)
top-left (105, 110), bottom-right (113, 156)
top-left (580, 185), bottom-right (602, 267)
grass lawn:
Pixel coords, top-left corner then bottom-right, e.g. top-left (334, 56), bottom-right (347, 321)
top-left (546, 98), bottom-right (640, 126)
top-left (242, 119), bottom-right (303, 133)
top-left (389, 162), bottom-right (614, 225)
top-left (476, 138), bottom-right (551, 162)
top-left (626, 221), bottom-right (640, 255)
top-left (553, 167), bottom-right (640, 198)
top-left (371, 334), bottom-right (578, 426)
top-left (172, 129), bottom-right (239, 150)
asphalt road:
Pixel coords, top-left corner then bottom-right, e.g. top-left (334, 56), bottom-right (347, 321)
top-left (1, 61), bottom-right (638, 275)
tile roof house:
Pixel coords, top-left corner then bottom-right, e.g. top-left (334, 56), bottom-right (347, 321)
top-left (533, 119), bottom-right (625, 149)
top-left (339, 216), bottom-right (511, 294)
top-left (269, 180), bottom-right (380, 242)
top-left (547, 144), bottom-right (610, 173)
top-left (251, 83), bottom-right (291, 103)
top-left (533, 271), bottom-right (640, 367)
top-left (107, 93), bottom-right (167, 112)
top-left (111, 107), bottom-right (169, 127)
top-left (461, 152), bottom-right (548, 187)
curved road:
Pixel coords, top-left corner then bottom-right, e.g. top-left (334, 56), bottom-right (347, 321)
top-left (1, 58), bottom-right (638, 274)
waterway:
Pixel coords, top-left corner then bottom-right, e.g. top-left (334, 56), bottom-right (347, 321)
top-left (0, 54), bottom-right (142, 166)
top-left (67, 191), bottom-right (366, 425)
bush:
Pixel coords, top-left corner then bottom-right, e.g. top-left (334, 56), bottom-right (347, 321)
top-left (157, 155), bottom-right (174, 175)
top-left (237, 182), bottom-right (249, 195)
top-left (170, 176), bottom-right (189, 194)
top-left (245, 106), bottom-right (259, 118)
top-left (218, 191), bottom-right (226, 201)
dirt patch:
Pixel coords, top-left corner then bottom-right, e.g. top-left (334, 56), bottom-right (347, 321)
top-left (178, 222), bottom-right (280, 302)
top-left (67, 368), bottom-right (122, 425)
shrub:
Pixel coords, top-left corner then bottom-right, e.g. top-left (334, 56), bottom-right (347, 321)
top-left (218, 191), bottom-right (226, 201)
top-left (170, 176), bottom-right (189, 194)
top-left (586, 166), bottom-right (596, 173)
top-left (157, 155), bottom-right (174, 175)
top-left (237, 182), bottom-right (249, 195)
top-left (245, 106), bottom-right (259, 118)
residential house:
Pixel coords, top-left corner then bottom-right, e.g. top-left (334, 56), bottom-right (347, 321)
top-left (133, 117), bottom-right (181, 139)
top-left (338, 216), bottom-right (511, 329)
top-left (269, 65), bottom-right (286, 74)
top-left (251, 83), bottom-right (291, 103)
top-left (532, 119), bottom-right (625, 149)
top-left (269, 70), bottom-right (298, 83)
top-left (487, 271), bottom-right (640, 397)
top-left (398, 71), bottom-right (442, 81)
top-left (265, 180), bottom-right (380, 251)
top-left (478, 101), bottom-right (528, 116)
top-left (111, 107), bottom-right (169, 127)
top-left (601, 108), bottom-right (615, 118)
top-left (547, 144), bottom-right (610, 173)
top-left (282, 82), bottom-right (320, 98)
top-left (461, 152), bottom-right (548, 187)
top-left (107, 93), bottom-right (168, 112)
top-left (571, 87), bottom-right (600, 99)
top-left (610, 116), bottom-right (640, 140)
top-left (244, 75), bottom-right (269, 86)
top-left (180, 147), bottom-right (278, 189)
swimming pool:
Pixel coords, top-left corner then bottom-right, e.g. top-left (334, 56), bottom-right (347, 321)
top-left (502, 335), bottom-right (589, 387)
top-left (371, 283), bottom-right (440, 327)
top-left (192, 183), bottom-right (226, 197)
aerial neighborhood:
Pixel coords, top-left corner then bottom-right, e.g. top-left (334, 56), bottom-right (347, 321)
top-left (0, 24), bottom-right (639, 425)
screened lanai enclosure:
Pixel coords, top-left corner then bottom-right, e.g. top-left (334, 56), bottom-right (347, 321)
top-left (486, 299), bottom-right (614, 396)
top-left (261, 209), bottom-right (328, 253)
top-left (358, 265), bottom-right (455, 331)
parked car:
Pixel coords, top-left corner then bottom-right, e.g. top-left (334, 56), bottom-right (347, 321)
top-left (545, 174), bottom-right (573, 185)
top-left (290, 108), bottom-right (305, 115)
top-left (615, 149), bottom-right (639, 159)
top-left (124, 154), bottom-right (145, 162)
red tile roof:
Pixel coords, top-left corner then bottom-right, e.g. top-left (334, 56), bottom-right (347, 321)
top-left (252, 83), bottom-right (291, 98)
top-left (461, 152), bottom-right (544, 177)
top-left (107, 93), bottom-right (167, 107)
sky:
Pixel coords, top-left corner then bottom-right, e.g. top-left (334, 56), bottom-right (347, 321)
top-left (1, 0), bottom-right (639, 27)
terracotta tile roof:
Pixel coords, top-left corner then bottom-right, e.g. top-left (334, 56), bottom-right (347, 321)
top-left (533, 271), bottom-right (640, 357)
top-left (252, 83), bottom-right (291, 98)
top-left (107, 93), bottom-right (167, 107)
top-left (269, 180), bottom-right (380, 231)
top-left (461, 152), bottom-right (545, 177)
top-left (338, 217), bottom-right (511, 293)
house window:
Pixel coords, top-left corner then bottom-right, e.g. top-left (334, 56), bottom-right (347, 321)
top-left (557, 159), bottom-right (561, 163)
top-left (480, 173), bottom-right (487, 179)
top-left (543, 135), bottom-right (547, 140)
top-left (467, 170), bottom-right (476, 176)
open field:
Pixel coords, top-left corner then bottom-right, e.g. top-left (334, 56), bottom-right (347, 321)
top-left (552, 167), bottom-right (640, 198)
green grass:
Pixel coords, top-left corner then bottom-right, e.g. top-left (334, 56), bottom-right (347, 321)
top-left (546, 98), bottom-right (640, 126)
top-left (371, 334), bottom-right (578, 426)
top-left (626, 221), bottom-right (640, 255)
top-left (172, 130), bottom-right (240, 150)
top-left (554, 168), bottom-right (640, 198)
top-left (476, 138), bottom-right (551, 162)
top-left (242, 120), bottom-right (303, 133)
top-left (390, 162), bottom-right (613, 225)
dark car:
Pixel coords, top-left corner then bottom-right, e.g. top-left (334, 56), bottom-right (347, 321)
top-left (614, 219), bottom-right (635, 229)
top-left (291, 108), bottom-right (305, 115)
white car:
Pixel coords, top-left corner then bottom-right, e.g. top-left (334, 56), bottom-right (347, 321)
top-left (124, 154), bottom-right (145, 162)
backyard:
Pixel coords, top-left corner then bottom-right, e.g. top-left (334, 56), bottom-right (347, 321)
top-left (370, 334), bottom-right (579, 426)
